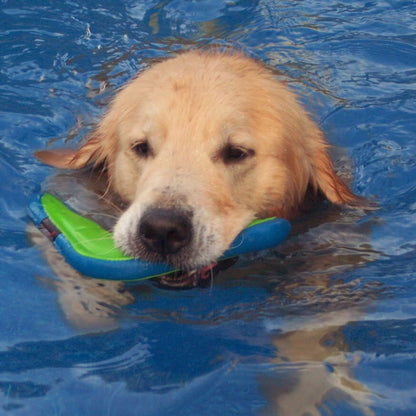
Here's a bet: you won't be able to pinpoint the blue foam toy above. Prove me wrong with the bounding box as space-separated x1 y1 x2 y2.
28 193 291 282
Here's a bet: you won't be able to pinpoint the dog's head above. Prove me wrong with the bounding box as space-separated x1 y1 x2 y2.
36 50 360 269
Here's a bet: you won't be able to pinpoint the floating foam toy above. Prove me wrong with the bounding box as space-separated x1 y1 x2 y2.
28 193 290 286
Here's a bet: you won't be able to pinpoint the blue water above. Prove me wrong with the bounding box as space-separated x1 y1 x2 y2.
1 1 416 415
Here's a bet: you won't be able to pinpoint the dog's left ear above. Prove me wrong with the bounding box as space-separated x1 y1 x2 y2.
35 138 99 170
311 145 362 207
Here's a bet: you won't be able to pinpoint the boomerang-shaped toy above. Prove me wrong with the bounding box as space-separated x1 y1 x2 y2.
28 193 290 284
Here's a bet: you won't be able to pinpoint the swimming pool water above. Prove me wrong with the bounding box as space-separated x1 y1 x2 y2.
1 1 416 415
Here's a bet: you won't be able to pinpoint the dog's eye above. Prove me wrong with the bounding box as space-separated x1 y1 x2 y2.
222 144 253 164
132 140 151 158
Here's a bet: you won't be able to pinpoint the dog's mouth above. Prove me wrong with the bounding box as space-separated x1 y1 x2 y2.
152 257 238 289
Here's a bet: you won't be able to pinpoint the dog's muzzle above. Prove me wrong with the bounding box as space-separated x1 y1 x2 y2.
129 206 237 288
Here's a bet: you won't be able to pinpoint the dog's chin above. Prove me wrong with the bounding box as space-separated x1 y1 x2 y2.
131 247 205 271
115 236 224 271
119 241 239 289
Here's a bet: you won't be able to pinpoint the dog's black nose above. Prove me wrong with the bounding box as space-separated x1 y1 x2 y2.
138 208 193 255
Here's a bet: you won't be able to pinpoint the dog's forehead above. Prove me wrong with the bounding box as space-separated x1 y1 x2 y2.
126 56 257 112
119 88 253 148
114 53 288 153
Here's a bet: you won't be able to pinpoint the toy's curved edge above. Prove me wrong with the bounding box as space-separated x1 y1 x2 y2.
222 218 291 259
54 234 175 281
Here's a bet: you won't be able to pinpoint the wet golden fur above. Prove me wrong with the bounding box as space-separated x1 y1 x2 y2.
36 50 361 269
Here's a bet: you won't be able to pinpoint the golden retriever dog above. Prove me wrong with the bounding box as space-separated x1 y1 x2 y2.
33 49 378 415
36 49 362 271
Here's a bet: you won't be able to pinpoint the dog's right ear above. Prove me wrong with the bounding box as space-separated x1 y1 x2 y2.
35 132 112 170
